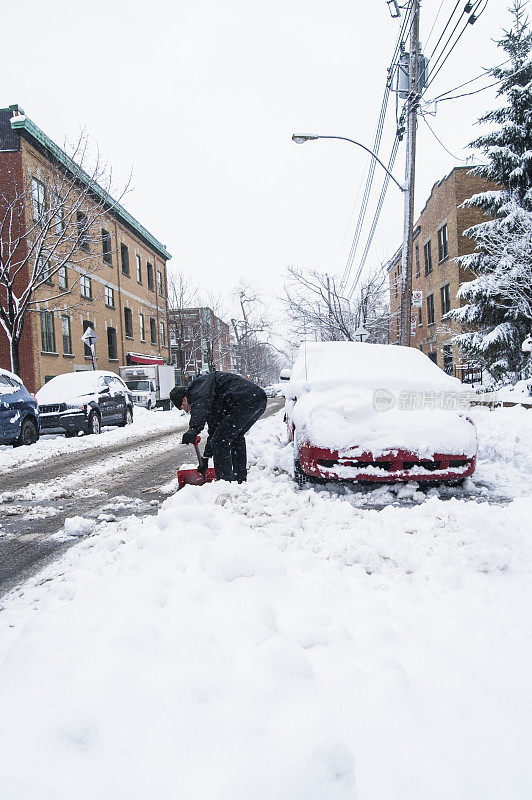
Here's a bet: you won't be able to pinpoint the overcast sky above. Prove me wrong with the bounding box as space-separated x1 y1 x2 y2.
4 0 510 314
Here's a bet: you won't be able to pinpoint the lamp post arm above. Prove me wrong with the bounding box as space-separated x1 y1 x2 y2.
316 136 405 192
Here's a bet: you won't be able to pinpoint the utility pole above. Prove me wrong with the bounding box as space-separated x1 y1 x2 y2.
399 0 420 347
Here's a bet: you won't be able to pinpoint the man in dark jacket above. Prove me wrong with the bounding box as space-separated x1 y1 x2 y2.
170 372 267 482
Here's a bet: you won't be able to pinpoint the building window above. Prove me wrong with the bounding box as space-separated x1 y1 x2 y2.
105 285 115 307
61 315 72 355
82 320 94 357
77 211 90 252
418 308 422 325
58 265 68 290
139 313 145 342
415 244 420 277
157 270 164 296
53 194 65 233
124 307 133 338
438 224 448 262
32 178 45 221
40 311 55 353
80 274 92 299
419 342 423 352
170 325 178 345
160 321 166 347
107 327 118 360
428 351 437 364
440 283 451 316
102 229 112 264
136 254 142 283
147 262 154 291
150 317 157 345
121 243 130 276
427 292 435 326
37 256 53 285
424 241 432 275
443 345 453 375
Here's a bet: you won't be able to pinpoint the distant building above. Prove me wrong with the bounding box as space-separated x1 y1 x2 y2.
168 307 232 381
0 104 171 392
387 166 499 377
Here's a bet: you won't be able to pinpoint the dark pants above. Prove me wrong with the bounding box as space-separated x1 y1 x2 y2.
209 395 267 482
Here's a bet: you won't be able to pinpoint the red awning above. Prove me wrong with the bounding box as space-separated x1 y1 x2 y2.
128 353 165 365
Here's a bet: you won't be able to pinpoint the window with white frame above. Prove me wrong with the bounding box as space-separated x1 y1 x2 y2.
139 312 145 341
80 274 92 299
105 285 114 307
58 265 68 289
40 311 55 352
438 224 448 262
61 315 72 355
136 254 142 283
160 321 166 347
32 178 45 221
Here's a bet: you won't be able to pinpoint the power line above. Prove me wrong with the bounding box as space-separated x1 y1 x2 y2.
424 0 447 50
346 132 402 299
421 114 467 160
425 1 490 92
426 0 462 63
427 59 509 101
340 1 414 288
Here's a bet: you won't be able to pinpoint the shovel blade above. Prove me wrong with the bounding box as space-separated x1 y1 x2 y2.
177 467 216 488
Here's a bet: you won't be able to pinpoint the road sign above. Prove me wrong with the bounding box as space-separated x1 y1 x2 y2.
410 315 417 336
412 290 423 308
81 327 98 345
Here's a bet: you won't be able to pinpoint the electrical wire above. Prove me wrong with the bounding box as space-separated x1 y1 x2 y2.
426 0 462 63
421 114 467 160
339 0 414 288
427 59 509 101
424 0 447 50
425 0 489 92
346 132 402 299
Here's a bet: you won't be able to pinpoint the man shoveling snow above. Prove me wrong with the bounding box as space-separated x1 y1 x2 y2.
170 372 267 482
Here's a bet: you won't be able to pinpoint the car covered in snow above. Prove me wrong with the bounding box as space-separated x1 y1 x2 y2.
285 342 477 485
36 370 133 436
0 368 40 447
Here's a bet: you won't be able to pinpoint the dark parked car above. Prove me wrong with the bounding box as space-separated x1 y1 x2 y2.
0 368 40 447
36 370 133 436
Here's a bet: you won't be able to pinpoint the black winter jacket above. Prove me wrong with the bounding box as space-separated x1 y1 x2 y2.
187 372 266 435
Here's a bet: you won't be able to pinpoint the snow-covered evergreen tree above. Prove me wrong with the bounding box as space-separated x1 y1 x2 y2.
448 0 532 380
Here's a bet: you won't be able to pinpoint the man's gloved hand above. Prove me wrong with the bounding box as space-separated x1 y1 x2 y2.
181 428 198 445
197 456 209 476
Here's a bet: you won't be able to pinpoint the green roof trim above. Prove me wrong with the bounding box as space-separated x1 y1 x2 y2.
10 113 171 261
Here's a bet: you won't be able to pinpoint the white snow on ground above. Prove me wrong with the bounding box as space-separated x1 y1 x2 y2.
0 407 531 798
0 406 187 475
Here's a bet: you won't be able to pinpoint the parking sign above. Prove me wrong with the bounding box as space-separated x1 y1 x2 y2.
412 290 423 307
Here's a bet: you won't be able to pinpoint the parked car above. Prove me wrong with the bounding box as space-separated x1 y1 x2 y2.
0 368 40 447
263 385 277 397
36 370 133 436
285 341 477 486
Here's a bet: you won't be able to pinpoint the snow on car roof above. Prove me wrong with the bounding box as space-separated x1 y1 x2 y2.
0 367 23 386
289 341 463 393
35 370 117 403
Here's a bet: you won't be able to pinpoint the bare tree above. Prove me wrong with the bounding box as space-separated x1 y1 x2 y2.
0 132 129 375
283 264 390 344
231 282 274 381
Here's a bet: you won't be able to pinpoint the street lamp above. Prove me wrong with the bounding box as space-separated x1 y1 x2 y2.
291 133 405 193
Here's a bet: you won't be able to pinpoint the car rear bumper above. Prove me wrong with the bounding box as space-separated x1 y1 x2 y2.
298 444 476 483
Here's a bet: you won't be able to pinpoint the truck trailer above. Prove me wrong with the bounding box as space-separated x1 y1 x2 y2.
119 365 175 410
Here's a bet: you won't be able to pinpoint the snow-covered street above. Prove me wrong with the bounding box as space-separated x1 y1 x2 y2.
0 405 531 798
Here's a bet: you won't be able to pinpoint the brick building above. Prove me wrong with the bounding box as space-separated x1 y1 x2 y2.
388 166 498 375
0 104 171 392
168 307 232 382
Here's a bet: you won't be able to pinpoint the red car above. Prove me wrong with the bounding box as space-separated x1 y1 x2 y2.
285 342 477 486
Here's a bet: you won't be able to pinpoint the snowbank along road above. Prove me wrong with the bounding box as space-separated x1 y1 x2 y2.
0 403 531 799
0 399 284 596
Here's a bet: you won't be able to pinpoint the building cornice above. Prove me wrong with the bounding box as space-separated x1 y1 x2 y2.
9 111 171 262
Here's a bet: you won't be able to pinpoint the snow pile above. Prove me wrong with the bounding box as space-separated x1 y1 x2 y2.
0 409 531 797
285 342 476 456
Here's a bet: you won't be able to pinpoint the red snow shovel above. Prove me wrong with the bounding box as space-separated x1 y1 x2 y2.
177 435 216 489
